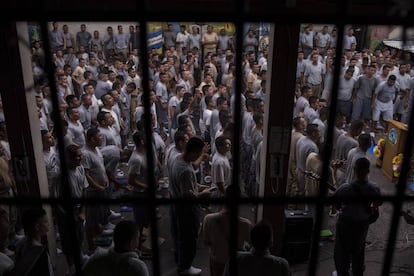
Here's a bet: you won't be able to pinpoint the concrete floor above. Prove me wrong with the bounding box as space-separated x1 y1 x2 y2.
288 151 414 276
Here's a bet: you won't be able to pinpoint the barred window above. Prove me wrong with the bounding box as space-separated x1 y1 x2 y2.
1 2 414 275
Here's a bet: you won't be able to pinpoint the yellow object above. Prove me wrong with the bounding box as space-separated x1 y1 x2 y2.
392 154 402 165
392 153 403 178
392 156 398 164
374 147 381 158
381 120 407 181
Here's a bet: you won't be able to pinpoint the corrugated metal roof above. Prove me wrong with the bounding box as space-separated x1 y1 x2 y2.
383 40 414 53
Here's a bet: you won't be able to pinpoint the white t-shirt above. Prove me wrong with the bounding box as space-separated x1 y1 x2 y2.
343 34 356 50
211 152 232 191
304 62 325 85
338 76 356 101
316 32 331 48
68 120 85 148
201 109 213 133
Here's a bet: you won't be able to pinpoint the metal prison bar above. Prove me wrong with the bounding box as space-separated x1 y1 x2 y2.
39 20 84 275
37 21 414 276
7 24 412 273
309 3 414 275
5 5 414 276
382 25 414 276
35 18 245 276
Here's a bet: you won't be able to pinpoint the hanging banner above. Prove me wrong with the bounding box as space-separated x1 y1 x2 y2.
147 23 164 54
258 22 270 51
28 22 42 45
243 22 270 52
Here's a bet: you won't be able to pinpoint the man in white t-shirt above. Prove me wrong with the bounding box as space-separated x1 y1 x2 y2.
176 25 190 55
315 25 331 56
303 95 319 125
372 74 398 130
343 27 357 51
301 25 314 58
304 53 326 97
337 69 356 124
200 95 214 144
296 124 320 200
168 85 185 134
211 136 232 196
394 63 411 121
293 85 312 118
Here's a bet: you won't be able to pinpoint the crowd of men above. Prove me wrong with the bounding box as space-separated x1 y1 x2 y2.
296 24 413 128
290 24 413 275
290 24 413 199
0 21 270 276
2 22 406 275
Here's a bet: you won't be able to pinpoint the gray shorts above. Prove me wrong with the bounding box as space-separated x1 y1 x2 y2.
352 97 372 121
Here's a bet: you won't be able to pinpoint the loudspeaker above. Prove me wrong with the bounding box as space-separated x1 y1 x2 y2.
282 209 314 263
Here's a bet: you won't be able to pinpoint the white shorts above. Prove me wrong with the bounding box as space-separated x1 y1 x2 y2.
372 100 393 121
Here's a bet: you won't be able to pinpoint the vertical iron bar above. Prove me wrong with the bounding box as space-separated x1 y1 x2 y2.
229 3 245 274
39 21 82 275
307 0 349 274
138 17 161 276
